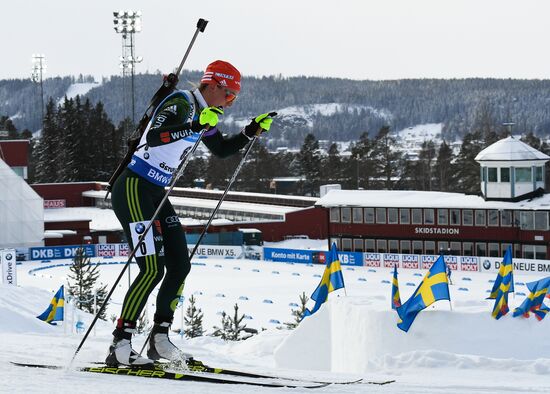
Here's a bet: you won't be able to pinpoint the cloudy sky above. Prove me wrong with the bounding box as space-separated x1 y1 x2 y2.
2 0 550 81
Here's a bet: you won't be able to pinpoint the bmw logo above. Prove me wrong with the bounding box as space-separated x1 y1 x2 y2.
135 223 146 234
482 260 491 270
144 152 150 159
5 253 12 260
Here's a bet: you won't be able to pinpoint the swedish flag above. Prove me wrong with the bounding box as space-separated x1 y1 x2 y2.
37 285 64 324
303 243 345 318
487 246 515 299
489 247 514 320
396 255 450 332
391 265 401 310
512 276 550 321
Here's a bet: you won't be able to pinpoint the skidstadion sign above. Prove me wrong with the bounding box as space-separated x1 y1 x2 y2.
1 249 17 285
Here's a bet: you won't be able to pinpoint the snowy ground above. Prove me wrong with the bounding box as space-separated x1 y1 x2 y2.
2 249 550 393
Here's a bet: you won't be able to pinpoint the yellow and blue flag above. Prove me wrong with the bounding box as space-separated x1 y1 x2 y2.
487 246 515 299
489 247 514 320
512 276 550 321
303 243 345 318
391 265 401 310
37 285 64 324
396 255 450 332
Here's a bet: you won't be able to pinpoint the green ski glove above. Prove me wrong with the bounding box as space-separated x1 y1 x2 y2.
199 106 224 128
242 112 277 139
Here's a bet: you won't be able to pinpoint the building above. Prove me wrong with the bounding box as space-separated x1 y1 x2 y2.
316 136 550 260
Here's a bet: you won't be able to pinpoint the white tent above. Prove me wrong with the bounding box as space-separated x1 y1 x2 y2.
0 158 43 248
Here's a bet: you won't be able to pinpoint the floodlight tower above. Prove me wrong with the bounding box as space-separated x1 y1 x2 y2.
502 122 515 137
113 10 143 131
31 54 47 128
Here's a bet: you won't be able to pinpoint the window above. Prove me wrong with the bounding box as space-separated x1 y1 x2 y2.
520 211 534 230
515 167 532 182
400 240 411 254
463 210 473 226
450 209 460 225
329 207 340 223
482 167 487 182
536 166 544 182
438 209 448 225
353 238 364 252
376 208 386 224
488 243 499 257
488 210 498 226
501 168 510 182
476 242 487 257
400 208 410 224
341 208 351 223
535 245 547 260
376 240 387 253
463 242 474 256
488 168 498 182
523 245 534 259
389 240 399 253
331 238 341 249
535 211 548 231
438 241 449 254
352 207 363 223
412 208 423 224
364 208 375 224
341 238 352 251
365 239 375 252
425 241 436 255
475 210 486 226
424 209 435 224
412 241 423 254
535 167 544 182
388 208 398 224
501 243 512 256
500 210 512 227
450 242 461 255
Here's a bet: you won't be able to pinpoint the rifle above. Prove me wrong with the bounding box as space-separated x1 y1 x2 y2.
105 18 208 198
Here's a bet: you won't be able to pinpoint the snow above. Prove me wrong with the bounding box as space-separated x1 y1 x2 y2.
57 82 101 106
2 252 550 393
475 136 550 162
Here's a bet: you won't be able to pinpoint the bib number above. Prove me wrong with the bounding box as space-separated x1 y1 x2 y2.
130 221 155 257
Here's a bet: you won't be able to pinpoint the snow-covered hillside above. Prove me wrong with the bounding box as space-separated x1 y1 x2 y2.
2 254 550 393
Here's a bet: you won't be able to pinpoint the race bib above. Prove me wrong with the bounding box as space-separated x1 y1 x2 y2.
129 221 155 257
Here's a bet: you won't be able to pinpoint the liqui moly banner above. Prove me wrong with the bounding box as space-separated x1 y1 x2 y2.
401 254 420 269
421 255 438 269
460 256 479 271
363 253 381 267
1 249 17 286
443 255 459 270
382 253 400 268
96 244 117 257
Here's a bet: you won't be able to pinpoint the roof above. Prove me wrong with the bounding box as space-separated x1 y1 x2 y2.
316 189 550 210
475 136 550 162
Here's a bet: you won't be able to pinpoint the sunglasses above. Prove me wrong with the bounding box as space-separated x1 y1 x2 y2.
212 77 238 103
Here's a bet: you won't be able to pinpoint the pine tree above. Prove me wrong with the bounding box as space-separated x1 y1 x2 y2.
434 140 455 192
34 99 60 182
285 292 309 329
212 303 248 341
67 248 109 320
417 140 437 191
323 143 342 184
453 131 484 193
183 295 205 338
298 133 321 196
369 126 403 190
351 132 374 189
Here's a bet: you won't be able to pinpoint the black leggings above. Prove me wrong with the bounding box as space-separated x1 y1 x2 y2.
111 169 191 323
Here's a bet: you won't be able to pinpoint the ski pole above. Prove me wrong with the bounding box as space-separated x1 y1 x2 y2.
139 116 277 354
105 18 208 199
71 128 208 365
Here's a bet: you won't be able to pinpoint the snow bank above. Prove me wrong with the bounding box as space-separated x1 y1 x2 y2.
274 297 550 374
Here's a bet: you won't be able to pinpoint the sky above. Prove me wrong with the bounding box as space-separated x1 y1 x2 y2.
2 0 550 81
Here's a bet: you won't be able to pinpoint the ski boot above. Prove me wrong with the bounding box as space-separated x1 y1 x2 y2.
105 319 155 367
147 315 193 363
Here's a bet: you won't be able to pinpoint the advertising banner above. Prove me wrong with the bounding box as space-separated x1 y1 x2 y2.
443 255 459 270
191 245 244 259
363 253 381 267
1 249 17 285
421 255 438 269
479 256 550 275
263 248 313 264
460 256 479 272
382 253 400 268
401 254 420 269
30 245 96 261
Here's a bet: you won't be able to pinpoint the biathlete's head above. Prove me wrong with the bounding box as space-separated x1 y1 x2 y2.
200 60 241 108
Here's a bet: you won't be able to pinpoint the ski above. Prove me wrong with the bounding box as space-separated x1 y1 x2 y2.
10 362 329 389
